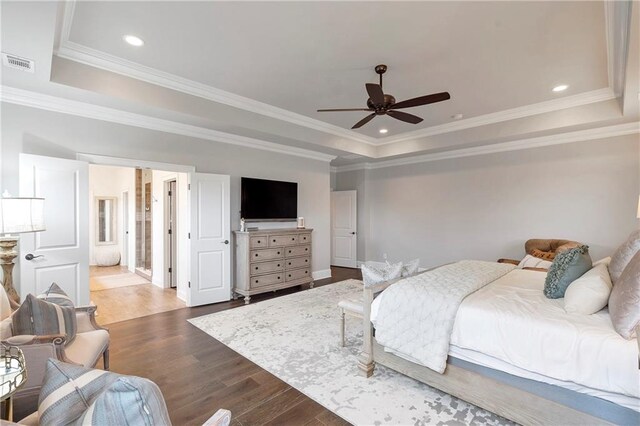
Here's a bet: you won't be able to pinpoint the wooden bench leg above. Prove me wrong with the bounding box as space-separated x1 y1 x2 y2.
340 309 345 347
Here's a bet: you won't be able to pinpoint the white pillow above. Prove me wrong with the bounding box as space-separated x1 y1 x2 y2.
564 263 612 315
361 261 403 287
593 256 611 267
517 254 553 270
401 259 420 277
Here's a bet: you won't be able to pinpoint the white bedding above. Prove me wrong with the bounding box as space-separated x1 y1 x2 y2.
371 268 640 409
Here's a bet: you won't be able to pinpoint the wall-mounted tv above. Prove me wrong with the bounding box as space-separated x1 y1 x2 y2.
241 177 298 221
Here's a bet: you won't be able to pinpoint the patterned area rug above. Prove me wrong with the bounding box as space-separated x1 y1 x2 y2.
189 280 512 426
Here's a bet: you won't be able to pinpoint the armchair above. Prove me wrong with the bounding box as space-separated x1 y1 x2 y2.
0 287 109 417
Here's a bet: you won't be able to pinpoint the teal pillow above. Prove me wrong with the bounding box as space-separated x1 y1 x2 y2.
544 245 592 299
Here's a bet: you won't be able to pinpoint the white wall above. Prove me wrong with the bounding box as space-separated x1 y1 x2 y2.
336 134 639 268
1 103 332 296
88 165 135 266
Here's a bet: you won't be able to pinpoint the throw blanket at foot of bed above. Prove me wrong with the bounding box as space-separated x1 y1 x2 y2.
372 260 516 373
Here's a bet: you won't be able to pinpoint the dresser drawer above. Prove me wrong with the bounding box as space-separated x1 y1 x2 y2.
285 268 310 282
269 234 298 247
250 248 284 261
251 259 284 275
297 233 311 245
285 256 310 269
285 245 310 257
251 272 284 288
250 236 268 249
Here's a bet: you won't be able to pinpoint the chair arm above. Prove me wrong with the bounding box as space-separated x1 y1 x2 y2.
497 258 520 266
75 305 108 333
202 409 232 426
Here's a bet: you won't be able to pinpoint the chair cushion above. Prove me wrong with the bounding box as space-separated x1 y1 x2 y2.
609 251 640 339
609 229 640 285
338 299 364 315
38 359 120 425
64 329 110 367
1 317 13 340
37 282 74 308
12 294 77 345
0 284 11 321
75 376 171 426
517 254 553 270
544 245 592 299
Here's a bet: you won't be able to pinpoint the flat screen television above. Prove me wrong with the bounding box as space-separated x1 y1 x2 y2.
241 177 298 221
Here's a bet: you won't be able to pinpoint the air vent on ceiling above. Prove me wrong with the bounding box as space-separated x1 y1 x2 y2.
2 52 35 73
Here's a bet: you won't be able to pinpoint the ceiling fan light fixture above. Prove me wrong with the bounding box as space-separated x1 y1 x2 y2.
379 128 388 134
123 35 144 47
552 84 568 92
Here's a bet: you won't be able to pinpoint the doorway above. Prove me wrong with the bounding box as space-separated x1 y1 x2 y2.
165 179 177 289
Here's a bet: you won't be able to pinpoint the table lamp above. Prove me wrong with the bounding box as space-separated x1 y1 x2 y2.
0 191 45 302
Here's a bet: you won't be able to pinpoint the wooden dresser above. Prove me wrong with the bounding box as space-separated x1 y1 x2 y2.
233 228 313 304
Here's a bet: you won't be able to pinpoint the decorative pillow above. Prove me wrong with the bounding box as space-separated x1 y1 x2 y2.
74 376 171 425
564 263 612 314
361 261 403 287
39 359 120 425
593 256 612 267
608 251 640 339
12 294 77 345
609 229 640 284
401 259 420 277
531 248 556 260
517 255 553 270
37 282 74 308
544 245 592 299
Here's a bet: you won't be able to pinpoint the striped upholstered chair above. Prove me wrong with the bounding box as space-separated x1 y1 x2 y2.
0 285 110 418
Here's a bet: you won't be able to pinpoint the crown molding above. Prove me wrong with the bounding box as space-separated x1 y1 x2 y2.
374 87 617 145
0 86 336 162
55 0 629 150
55 1 376 147
333 122 640 172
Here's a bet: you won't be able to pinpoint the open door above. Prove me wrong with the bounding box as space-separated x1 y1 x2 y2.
331 190 357 268
19 154 89 305
188 173 231 307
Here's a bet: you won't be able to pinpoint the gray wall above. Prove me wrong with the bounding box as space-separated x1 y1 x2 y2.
1 103 332 287
336 134 639 268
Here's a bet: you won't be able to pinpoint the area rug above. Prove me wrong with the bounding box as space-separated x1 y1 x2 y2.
90 272 150 291
189 280 512 426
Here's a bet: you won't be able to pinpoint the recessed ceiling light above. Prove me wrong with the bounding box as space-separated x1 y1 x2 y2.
379 128 388 134
451 113 464 120
552 84 568 92
123 35 144 47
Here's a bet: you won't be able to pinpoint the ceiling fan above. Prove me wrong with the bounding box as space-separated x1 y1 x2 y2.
317 64 451 129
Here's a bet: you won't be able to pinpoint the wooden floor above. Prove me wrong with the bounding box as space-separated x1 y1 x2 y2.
15 267 361 425
89 265 185 325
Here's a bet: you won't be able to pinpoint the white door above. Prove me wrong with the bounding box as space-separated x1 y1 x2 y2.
188 173 231 307
19 154 89 305
331 190 357 268
122 190 129 267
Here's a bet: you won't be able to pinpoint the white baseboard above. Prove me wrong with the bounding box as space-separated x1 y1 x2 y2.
312 269 332 280
177 290 187 302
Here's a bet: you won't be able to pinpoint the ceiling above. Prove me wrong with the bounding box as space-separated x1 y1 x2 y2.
0 1 638 165
66 1 608 139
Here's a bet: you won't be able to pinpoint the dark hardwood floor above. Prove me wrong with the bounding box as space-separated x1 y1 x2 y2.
16 267 361 425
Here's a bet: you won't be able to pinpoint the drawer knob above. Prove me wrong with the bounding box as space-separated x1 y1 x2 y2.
257 240 261 243
288 250 292 253
288 262 291 265
255 266 258 270
255 253 258 257
273 239 276 242
291 238 295 241
288 274 291 277
277 276 280 279
255 280 258 283
305 259 308 262
277 264 280 267
305 270 308 274
277 251 281 255
305 248 308 251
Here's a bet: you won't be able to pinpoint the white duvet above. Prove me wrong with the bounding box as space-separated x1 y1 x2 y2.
371 260 516 373
372 267 640 405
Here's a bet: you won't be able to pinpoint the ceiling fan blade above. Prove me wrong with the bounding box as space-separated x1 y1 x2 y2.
317 108 372 112
389 92 451 110
387 110 423 124
351 113 377 129
365 83 385 105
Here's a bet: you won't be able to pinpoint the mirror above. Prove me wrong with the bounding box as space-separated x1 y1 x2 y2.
96 197 117 245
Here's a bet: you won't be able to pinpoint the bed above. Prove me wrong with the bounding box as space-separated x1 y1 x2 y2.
360 261 640 425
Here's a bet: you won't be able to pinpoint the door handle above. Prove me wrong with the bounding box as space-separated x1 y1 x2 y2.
350 232 356 235
222 240 229 245
25 253 44 261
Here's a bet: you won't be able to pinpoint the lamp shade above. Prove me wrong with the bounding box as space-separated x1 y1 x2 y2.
0 197 46 234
